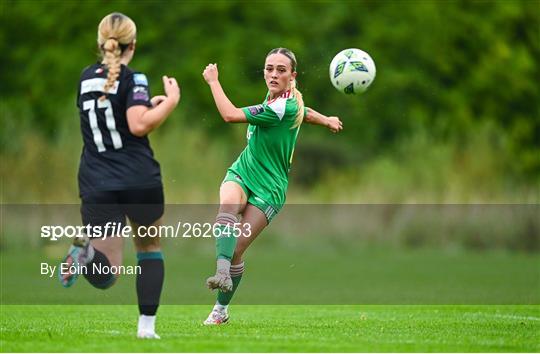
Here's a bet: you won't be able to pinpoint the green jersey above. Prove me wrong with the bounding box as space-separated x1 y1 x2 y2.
229 90 302 209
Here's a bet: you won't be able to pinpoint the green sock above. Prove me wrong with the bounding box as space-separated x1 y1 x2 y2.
217 274 243 305
215 223 238 261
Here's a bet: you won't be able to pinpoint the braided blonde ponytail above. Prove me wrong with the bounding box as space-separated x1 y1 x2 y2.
97 13 136 100
101 38 122 98
290 80 305 129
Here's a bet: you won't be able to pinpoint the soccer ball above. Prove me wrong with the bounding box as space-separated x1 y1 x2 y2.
329 48 376 94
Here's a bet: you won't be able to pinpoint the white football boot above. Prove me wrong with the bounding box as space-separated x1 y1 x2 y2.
203 307 229 325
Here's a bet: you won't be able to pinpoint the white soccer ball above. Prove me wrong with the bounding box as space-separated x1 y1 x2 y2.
329 48 376 94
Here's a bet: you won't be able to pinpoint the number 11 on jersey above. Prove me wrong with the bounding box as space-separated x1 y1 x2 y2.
83 98 123 152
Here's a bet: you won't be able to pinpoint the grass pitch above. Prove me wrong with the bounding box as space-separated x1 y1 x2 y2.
1 305 538 352
2 227 539 352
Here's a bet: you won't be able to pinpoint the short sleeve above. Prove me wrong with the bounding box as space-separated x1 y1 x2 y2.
126 72 152 109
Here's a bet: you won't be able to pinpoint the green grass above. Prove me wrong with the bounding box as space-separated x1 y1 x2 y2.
2 231 539 351
1 244 539 305
1 305 538 352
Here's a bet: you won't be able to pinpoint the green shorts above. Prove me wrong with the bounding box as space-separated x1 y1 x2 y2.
222 170 280 223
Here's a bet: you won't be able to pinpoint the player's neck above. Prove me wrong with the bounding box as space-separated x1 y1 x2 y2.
269 88 290 100
120 57 132 66
100 57 132 67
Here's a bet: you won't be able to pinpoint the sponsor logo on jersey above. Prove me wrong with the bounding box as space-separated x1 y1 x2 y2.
248 104 264 116
133 73 148 86
132 85 149 101
80 78 119 94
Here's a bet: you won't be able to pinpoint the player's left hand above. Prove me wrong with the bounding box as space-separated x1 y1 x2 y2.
327 116 343 133
151 95 167 107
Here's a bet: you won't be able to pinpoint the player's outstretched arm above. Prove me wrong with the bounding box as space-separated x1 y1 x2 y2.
126 75 180 137
202 63 247 123
304 107 343 133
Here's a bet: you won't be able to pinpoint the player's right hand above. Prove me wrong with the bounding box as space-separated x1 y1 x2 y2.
162 75 180 105
203 63 219 84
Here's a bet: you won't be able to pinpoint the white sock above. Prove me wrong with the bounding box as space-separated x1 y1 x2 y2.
214 302 228 312
138 315 156 334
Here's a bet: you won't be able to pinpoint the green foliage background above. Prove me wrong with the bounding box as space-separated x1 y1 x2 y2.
1 0 539 203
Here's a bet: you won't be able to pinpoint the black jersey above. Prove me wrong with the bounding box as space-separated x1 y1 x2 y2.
77 63 162 196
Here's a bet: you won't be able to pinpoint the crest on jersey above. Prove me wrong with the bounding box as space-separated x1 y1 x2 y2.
247 104 264 116
133 73 148 86
132 86 149 101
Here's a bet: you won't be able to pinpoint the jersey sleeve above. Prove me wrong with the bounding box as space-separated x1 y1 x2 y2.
242 98 291 127
125 72 152 109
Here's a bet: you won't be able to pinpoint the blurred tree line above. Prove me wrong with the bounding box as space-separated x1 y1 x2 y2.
1 0 539 200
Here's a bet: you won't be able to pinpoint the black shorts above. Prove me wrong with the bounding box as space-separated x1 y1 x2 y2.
81 186 164 233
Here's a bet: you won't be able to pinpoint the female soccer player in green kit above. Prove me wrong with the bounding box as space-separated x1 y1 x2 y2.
202 48 342 324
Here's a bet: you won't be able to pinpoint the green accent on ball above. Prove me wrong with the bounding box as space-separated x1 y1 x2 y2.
344 83 354 94
333 61 346 78
349 61 368 72
344 49 354 59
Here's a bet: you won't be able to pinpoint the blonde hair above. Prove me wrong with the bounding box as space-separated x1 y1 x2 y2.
97 13 136 99
267 48 305 128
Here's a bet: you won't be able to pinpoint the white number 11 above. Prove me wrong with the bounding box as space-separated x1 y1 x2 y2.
83 99 123 152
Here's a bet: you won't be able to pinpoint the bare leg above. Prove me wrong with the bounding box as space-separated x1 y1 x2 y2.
90 235 124 268
232 203 268 265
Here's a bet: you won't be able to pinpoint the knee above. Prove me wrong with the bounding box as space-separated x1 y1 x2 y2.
218 204 241 217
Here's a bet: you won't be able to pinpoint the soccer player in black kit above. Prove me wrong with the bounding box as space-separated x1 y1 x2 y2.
58 12 180 339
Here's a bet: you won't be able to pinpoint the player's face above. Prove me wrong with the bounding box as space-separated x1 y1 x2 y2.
264 53 297 97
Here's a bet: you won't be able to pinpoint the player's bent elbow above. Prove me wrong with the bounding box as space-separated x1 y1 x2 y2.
127 106 152 137
128 122 150 137
222 109 247 123
222 114 235 123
